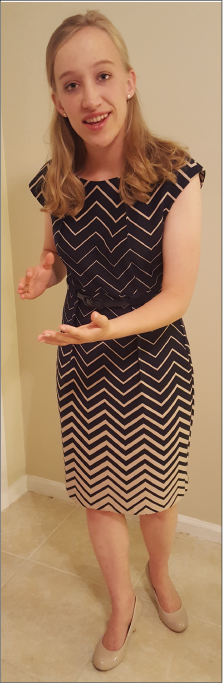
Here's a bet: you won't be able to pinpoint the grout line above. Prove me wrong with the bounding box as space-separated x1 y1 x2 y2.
1 659 43 682
1 550 27 559
26 556 150 591
186 612 221 628
27 559 91 578
1 559 28 588
1 509 75 588
137 594 221 630
24 508 75 562
132 567 148 589
73 656 94 682
26 557 108 587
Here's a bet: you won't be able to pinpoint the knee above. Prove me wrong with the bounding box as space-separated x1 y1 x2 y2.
86 507 102 523
139 506 177 525
86 507 120 523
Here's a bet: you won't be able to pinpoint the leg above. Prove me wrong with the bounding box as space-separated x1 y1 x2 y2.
86 508 135 650
140 504 181 612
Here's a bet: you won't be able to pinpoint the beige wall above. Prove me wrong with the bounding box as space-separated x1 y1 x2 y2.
1 121 26 487
1 2 221 524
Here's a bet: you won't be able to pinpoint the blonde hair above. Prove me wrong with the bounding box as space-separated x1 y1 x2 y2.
43 10 190 217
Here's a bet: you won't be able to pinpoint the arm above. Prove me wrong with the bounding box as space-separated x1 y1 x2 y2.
17 213 67 299
108 171 202 337
40 212 67 288
38 173 202 345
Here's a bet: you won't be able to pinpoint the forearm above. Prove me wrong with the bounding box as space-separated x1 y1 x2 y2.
40 250 67 287
40 289 191 346
108 290 188 340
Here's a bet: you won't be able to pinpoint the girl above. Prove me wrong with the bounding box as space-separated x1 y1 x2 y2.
18 10 205 671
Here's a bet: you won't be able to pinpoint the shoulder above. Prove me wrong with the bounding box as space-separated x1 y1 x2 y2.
162 158 205 216
29 161 51 206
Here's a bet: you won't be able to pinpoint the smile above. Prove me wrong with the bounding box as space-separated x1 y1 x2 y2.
84 113 109 124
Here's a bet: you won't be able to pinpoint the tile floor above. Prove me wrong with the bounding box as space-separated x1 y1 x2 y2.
1 492 221 683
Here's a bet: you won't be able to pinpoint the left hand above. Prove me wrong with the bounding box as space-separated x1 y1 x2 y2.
38 311 113 345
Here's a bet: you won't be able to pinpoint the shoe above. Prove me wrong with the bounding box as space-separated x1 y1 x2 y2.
92 595 143 671
145 562 188 632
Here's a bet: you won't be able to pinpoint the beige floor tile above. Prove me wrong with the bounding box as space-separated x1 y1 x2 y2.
140 601 221 681
76 604 172 682
166 654 222 683
76 649 172 683
77 600 221 683
1 552 25 586
77 603 221 683
1 495 221 683
1 660 42 682
30 507 103 584
170 534 221 623
135 532 221 626
31 511 148 588
1 560 110 683
1 492 73 559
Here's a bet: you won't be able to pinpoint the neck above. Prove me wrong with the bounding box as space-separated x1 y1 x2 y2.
81 132 125 181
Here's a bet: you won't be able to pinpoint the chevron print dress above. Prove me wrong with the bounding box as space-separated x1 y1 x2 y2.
30 159 205 515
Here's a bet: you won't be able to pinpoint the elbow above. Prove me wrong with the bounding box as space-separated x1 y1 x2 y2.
173 296 192 321
161 288 192 322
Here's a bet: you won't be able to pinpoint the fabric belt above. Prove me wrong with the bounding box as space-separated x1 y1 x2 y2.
76 289 151 310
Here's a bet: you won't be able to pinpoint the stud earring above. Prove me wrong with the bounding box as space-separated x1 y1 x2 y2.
62 112 67 117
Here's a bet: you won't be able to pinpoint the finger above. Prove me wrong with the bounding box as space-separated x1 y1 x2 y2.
59 325 78 335
20 293 32 300
17 278 32 299
17 277 26 292
43 252 55 269
26 267 34 280
38 331 73 345
39 330 71 340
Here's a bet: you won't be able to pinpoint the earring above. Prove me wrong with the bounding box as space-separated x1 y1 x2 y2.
127 95 131 100
62 112 67 117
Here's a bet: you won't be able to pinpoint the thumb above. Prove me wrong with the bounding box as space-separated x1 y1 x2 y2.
43 252 55 269
91 311 108 327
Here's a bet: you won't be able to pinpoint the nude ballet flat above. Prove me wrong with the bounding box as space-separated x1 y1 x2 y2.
92 596 143 671
145 562 188 632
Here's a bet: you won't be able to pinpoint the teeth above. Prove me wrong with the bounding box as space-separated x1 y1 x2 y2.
85 113 109 124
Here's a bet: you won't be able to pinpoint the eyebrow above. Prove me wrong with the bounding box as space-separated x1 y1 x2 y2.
58 60 114 80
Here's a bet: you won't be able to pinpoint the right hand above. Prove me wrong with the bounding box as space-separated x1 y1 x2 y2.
17 251 55 299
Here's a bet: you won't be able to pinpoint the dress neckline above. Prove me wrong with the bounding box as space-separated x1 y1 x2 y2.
78 176 120 183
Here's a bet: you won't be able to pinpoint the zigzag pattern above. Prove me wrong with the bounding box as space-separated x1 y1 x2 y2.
30 160 205 514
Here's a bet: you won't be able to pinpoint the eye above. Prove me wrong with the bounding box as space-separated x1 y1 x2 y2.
98 73 110 82
65 82 78 91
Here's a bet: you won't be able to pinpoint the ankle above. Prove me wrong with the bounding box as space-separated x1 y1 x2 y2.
148 560 169 582
111 592 135 615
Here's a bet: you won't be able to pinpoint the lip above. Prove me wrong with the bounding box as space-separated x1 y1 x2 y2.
82 111 111 131
82 111 111 123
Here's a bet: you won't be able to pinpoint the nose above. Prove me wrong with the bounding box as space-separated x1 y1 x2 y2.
82 81 101 110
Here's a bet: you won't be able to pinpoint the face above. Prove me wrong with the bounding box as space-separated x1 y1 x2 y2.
52 26 136 152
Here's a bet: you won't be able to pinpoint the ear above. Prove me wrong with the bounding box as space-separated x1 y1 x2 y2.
51 91 67 117
126 69 136 99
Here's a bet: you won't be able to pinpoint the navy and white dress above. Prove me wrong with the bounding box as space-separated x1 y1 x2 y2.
29 159 205 515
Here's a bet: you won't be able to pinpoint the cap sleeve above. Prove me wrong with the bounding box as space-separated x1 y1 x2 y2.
163 159 205 215
29 162 50 207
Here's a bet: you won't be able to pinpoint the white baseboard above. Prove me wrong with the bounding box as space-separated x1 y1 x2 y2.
27 475 72 503
8 474 28 506
177 514 221 544
4 474 221 544
1 490 10 512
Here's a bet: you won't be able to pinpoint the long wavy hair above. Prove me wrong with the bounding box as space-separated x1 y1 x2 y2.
43 10 190 218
